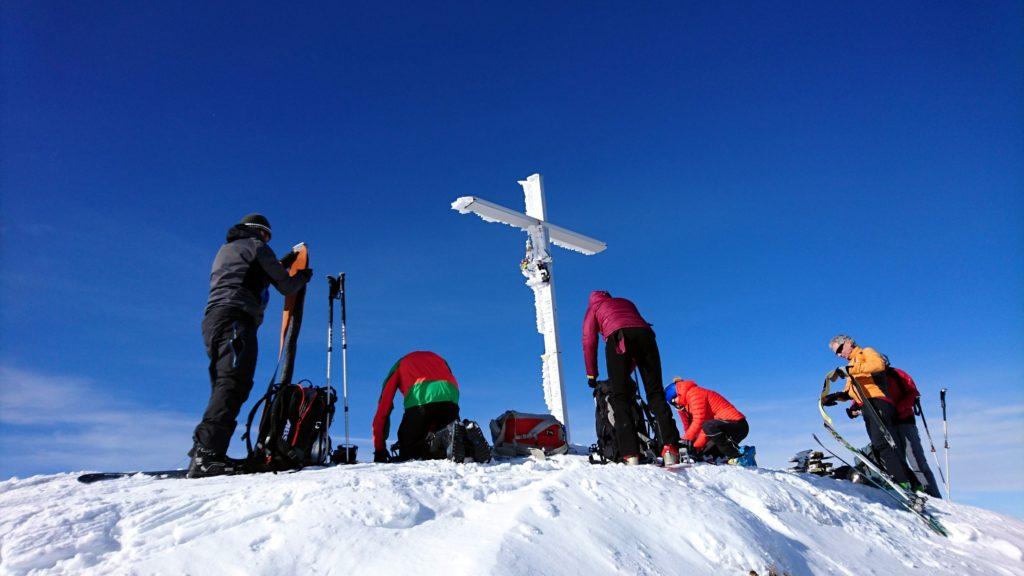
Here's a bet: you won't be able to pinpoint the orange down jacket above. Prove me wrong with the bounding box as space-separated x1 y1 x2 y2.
669 379 744 450
843 345 890 405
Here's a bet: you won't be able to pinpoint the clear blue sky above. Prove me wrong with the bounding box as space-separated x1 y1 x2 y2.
2 3 1021 516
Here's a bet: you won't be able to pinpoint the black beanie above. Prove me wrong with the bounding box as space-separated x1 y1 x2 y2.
239 213 272 238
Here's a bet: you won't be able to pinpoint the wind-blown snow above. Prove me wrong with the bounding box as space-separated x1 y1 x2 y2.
2 456 1022 575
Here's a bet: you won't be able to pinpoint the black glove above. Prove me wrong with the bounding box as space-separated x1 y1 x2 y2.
587 376 597 389
822 392 847 407
373 450 391 463
846 406 862 419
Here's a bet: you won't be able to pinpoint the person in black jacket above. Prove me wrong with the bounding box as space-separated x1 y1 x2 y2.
189 214 312 478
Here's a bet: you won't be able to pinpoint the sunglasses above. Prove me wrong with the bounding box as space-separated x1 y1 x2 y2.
833 342 845 356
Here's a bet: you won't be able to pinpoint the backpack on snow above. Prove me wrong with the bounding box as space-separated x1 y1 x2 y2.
489 411 569 458
244 380 336 471
588 376 661 465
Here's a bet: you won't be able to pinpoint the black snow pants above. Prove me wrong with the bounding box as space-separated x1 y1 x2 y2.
701 418 749 459
192 307 259 455
605 327 681 457
897 420 942 498
864 398 910 484
396 401 461 461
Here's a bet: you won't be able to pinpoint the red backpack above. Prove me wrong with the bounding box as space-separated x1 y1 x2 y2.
886 367 920 420
489 411 569 458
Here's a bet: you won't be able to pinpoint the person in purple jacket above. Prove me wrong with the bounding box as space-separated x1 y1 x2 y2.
583 290 681 465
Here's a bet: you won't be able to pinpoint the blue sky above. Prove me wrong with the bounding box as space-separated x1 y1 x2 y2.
2 3 1021 516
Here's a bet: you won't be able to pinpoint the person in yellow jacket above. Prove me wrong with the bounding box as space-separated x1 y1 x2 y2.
837 337 888 403
823 334 912 486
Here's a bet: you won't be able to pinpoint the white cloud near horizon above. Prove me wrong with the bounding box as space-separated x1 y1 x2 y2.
0 365 373 477
0 365 197 476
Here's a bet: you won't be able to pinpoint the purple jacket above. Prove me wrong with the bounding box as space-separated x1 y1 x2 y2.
582 291 651 378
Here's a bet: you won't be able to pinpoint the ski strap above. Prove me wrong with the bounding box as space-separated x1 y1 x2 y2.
242 384 278 457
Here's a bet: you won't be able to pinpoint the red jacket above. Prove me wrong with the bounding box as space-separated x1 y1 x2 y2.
581 291 651 378
886 367 920 421
371 351 460 452
669 379 744 450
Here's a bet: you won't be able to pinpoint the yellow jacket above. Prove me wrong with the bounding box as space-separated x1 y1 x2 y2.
843 346 889 404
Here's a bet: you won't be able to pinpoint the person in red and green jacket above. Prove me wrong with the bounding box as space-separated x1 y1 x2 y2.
371 351 461 463
664 378 749 463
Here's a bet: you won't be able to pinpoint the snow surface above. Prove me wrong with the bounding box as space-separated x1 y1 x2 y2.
2 455 1023 576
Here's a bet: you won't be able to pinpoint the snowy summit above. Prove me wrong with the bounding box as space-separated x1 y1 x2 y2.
2 455 1022 575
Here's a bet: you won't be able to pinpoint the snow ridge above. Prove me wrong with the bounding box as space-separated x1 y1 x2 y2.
2 456 1022 575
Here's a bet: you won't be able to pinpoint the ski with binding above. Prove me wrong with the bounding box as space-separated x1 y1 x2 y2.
813 433 948 537
77 470 190 484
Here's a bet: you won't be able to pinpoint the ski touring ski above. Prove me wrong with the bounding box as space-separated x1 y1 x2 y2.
812 433 948 537
76 465 334 484
78 470 190 484
818 370 949 537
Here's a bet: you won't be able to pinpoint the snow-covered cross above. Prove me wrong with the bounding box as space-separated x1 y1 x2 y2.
452 174 606 441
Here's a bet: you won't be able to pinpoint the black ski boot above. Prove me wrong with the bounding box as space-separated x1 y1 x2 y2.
428 420 466 462
463 420 492 463
187 445 249 478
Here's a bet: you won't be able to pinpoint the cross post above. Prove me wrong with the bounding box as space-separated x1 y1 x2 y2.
452 174 606 443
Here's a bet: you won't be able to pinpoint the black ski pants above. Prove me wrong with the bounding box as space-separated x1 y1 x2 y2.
897 420 942 498
396 401 460 461
701 418 748 459
605 327 681 457
863 398 910 484
193 308 258 455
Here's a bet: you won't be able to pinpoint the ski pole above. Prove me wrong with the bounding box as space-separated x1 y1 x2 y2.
325 274 340 463
339 272 350 451
915 397 947 490
941 388 950 501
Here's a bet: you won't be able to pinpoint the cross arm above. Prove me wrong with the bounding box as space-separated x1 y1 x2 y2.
451 196 607 255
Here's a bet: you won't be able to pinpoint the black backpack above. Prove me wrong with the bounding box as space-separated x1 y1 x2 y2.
244 380 336 471
588 376 661 464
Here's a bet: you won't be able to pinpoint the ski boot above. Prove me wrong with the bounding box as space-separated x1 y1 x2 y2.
898 482 928 512
463 419 492 463
727 446 758 468
662 444 680 466
428 420 467 462
623 454 640 466
187 445 249 479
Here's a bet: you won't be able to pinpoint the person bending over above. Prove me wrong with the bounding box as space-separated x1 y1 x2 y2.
582 290 681 465
665 377 754 466
371 351 489 464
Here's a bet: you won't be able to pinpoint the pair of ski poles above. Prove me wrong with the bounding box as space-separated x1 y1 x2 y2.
327 273 357 464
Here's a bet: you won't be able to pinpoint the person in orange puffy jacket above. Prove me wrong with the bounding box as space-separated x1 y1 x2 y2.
665 377 748 462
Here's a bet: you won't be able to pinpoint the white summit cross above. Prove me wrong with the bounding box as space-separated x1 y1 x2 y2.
451 174 606 441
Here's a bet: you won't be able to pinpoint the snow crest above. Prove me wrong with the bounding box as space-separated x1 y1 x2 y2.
2 456 1023 575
